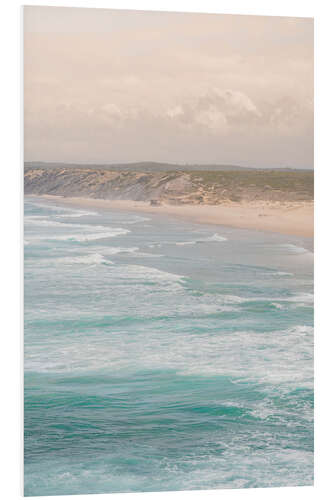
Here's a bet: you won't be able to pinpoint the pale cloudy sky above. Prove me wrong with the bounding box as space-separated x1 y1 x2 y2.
24 7 313 168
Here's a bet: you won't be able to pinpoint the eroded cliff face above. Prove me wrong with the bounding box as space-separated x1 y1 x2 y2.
24 167 314 205
24 168 195 204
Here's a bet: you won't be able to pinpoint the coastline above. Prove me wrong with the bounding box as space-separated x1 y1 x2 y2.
29 194 314 238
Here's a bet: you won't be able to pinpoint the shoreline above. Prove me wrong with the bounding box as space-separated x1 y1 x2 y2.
28 194 314 238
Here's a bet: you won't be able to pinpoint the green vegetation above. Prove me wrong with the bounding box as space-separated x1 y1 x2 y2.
189 170 313 196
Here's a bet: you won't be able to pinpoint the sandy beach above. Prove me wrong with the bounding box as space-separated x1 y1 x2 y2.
39 195 314 238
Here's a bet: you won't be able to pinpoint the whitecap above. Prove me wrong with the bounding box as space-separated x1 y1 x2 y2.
28 202 75 213
55 210 98 218
27 201 98 218
204 233 228 242
117 264 184 283
270 302 285 310
55 253 111 266
98 246 163 258
100 246 139 255
148 243 162 249
264 271 294 277
175 233 228 245
25 217 111 232
222 295 247 304
280 244 311 255
29 226 130 242
55 229 130 242
175 241 197 246
120 215 151 224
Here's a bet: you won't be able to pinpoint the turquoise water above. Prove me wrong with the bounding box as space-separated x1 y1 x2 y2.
24 197 314 496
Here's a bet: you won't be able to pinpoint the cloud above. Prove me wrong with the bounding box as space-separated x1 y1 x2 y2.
165 89 260 132
163 88 311 137
24 7 313 167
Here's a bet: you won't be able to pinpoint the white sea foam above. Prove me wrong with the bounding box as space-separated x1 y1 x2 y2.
176 233 228 246
97 246 163 258
116 264 185 283
282 293 314 305
280 244 312 255
25 323 313 389
195 292 313 309
287 325 313 336
25 215 50 220
100 246 139 255
55 210 98 218
131 251 164 258
25 212 131 242
56 229 130 242
175 241 197 246
148 243 162 249
221 295 247 304
264 271 294 277
205 233 228 242
30 227 130 242
27 201 98 218
83 263 186 295
25 217 79 228
29 202 75 213
55 253 111 266
26 217 110 231
120 215 151 224
270 302 285 310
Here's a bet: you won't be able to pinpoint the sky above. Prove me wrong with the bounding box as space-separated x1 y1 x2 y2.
24 7 314 168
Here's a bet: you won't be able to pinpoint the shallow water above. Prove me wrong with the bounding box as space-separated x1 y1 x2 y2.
24 196 314 496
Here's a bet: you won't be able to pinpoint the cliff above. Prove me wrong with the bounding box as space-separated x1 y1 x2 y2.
24 166 314 205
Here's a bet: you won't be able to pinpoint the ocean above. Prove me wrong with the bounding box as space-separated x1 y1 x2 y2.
24 196 314 496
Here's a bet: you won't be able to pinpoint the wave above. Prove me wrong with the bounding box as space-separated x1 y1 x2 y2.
55 253 111 266
176 233 228 246
119 264 184 282
101 246 139 255
221 294 247 304
270 302 285 310
148 243 162 249
95 246 163 258
120 215 151 225
30 204 148 224
28 202 77 213
26 323 313 386
175 241 197 246
205 233 228 242
131 251 164 258
54 229 130 242
104 264 185 292
263 270 294 277
279 244 312 255
55 210 98 218
27 201 97 217
25 217 80 228
25 217 110 231
286 324 313 336
282 292 314 305
31 227 130 242
202 292 313 308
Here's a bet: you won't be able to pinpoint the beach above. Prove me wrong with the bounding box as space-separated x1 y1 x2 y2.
40 195 314 238
23 6 314 496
